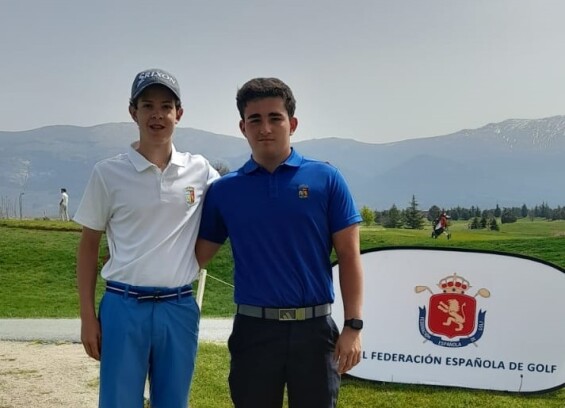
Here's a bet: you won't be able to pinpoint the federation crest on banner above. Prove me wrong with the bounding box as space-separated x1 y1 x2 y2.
415 273 490 347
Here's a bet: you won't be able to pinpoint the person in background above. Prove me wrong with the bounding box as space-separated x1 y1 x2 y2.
59 188 69 221
432 211 451 239
196 77 364 408
74 68 219 408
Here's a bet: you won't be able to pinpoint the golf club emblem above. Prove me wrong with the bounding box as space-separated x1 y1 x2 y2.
185 187 196 206
415 273 490 347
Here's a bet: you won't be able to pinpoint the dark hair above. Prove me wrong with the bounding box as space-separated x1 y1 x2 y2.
236 78 296 119
61 188 67 192
129 85 182 109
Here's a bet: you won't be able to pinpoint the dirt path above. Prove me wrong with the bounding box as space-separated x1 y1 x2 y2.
0 341 99 408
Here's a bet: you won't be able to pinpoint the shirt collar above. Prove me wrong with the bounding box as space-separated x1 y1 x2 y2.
127 142 185 172
243 148 302 174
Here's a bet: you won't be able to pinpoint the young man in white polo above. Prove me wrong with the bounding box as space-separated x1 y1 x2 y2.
74 68 219 408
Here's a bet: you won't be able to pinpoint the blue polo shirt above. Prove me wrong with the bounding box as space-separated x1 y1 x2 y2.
199 149 361 307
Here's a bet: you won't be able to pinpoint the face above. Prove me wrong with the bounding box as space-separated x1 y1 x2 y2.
129 85 183 146
239 97 298 169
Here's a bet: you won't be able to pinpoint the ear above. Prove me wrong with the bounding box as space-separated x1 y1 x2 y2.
289 116 298 136
239 120 247 138
176 107 184 124
129 106 138 123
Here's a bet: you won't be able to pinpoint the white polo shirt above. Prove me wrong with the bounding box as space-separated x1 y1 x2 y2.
60 192 69 206
74 143 220 287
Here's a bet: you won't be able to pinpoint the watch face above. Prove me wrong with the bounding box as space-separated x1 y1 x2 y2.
346 319 363 330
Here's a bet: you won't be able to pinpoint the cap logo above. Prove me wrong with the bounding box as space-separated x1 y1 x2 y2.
131 69 180 101
136 70 176 87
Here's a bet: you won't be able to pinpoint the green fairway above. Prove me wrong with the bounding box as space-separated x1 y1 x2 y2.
1 218 564 406
1 218 563 317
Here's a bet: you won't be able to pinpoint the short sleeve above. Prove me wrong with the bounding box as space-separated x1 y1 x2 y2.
73 165 110 231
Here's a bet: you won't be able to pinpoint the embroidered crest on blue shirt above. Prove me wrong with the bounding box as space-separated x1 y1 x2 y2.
185 187 196 206
298 184 309 199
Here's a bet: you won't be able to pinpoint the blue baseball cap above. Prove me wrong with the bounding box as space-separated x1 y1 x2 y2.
130 68 181 102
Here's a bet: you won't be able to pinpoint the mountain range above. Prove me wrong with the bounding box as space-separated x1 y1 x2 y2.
1 116 564 218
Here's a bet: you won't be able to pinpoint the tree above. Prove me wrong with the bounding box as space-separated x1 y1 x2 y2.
360 206 374 226
459 207 471 220
403 195 425 229
210 160 230 176
448 207 460 221
494 204 501 218
539 202 551 219
468 217 480 229
427 205 441 222
382 204 403 228
520 204 528 218
479 213 488 229
373 210 381 225
501 208 517 224
489 217 500 231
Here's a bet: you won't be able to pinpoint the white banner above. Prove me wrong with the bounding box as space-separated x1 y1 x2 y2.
332 247 565 393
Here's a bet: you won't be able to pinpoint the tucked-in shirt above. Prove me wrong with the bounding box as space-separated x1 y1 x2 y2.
199 148 361 307
74 143 219 287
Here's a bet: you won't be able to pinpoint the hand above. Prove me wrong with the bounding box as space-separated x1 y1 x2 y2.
81 316 101 361
334 327 362 374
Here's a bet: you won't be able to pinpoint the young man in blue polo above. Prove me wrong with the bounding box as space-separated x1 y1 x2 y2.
196 77 364 408
75 68 219 407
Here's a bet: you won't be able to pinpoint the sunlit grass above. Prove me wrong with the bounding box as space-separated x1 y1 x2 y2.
0 218 563 318
191 344 564 408
0 218 564 406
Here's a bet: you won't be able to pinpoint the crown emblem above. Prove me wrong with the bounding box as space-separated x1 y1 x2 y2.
437 273 470 294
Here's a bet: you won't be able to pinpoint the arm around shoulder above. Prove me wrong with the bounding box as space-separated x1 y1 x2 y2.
195 238 223 268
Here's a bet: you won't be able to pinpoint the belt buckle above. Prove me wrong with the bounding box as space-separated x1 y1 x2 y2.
278 308 306 321
138 291 163 302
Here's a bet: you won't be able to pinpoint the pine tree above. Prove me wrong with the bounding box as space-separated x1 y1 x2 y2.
494 204 501 218
403 195 425 229
480 214 488 229
383 204 403 228
501 208 517 224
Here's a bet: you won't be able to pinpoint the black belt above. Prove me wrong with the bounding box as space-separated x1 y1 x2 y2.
106 281 192 302
237 303 331 321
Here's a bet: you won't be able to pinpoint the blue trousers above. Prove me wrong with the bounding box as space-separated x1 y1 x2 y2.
228 315 341 408
98 285 199 408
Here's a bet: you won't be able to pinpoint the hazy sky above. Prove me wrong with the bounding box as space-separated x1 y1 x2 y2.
2 0 565 143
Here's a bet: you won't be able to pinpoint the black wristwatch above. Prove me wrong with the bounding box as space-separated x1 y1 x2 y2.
344 318 363 330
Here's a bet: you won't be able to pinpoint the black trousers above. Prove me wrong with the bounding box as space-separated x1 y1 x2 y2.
228 314 341 408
